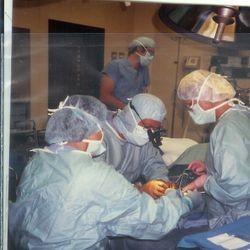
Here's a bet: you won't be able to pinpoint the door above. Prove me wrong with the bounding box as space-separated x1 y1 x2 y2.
48 19 105 108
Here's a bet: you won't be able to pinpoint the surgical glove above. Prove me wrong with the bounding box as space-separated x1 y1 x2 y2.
184 190 204 209
140 180 172 199
164 188 180 198
182 174 208 192
188 160 206 175
164 181 177 189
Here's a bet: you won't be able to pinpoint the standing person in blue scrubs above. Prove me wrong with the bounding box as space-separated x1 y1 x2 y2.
9 107 203 250
177 69 250 228
100 36 155 110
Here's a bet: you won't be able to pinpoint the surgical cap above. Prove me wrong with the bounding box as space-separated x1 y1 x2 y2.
177 69 236 102
45 107 100 144
62 95 108 122
128 36 155 50
130 93 166 122
113 94 166 134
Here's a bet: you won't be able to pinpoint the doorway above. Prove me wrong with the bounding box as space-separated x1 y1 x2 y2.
48 19 105 108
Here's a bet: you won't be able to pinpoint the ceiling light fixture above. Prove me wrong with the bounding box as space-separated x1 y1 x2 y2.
158 5 250 48
212 6 239 43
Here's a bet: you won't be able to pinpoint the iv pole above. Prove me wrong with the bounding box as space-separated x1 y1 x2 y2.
170 36 181 138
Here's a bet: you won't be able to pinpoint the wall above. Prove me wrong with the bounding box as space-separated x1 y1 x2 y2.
13 0 137 129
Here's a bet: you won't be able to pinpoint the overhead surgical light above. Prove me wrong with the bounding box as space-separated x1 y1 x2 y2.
212 6 238 43
124 1 131 6
158 5 250 48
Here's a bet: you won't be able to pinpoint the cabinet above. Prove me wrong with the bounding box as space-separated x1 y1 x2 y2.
210 55 250 79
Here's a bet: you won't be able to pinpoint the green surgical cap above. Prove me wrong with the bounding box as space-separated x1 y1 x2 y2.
129 36 155 50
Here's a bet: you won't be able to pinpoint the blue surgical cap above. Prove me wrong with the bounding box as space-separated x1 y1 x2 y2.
130 93 166 122
113 93 166 133
62 95 108 122
45 107 100 144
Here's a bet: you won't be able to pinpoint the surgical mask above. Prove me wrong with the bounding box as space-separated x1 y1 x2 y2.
130 124 149 146
230 99 249 111
48 96 69 115
189 98 241 125
82 131 106 156
188 73 218 125
188 103 216 125
87 142 106 156
115 107 149 146
135 40 154 66
129 102 164 149
138 52 154 66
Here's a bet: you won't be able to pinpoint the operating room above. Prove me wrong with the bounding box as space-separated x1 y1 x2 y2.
1 0 250 249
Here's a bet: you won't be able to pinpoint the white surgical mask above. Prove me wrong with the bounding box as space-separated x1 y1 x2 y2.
135 40 154 66
82 131 106 156
188 103 216 125
138 52 154 66
129 124 149 146
188 73 218 125
189 98 241 125
117 107 149 146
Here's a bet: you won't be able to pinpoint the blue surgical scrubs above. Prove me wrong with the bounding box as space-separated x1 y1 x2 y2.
102 58 150 104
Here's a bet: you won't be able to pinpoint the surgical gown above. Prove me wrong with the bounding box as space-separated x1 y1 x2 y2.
9 147 194 250
97 116 169 183
204 107 250 227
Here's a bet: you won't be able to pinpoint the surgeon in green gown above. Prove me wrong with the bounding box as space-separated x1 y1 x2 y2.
9 107 203 250
177 69 250 228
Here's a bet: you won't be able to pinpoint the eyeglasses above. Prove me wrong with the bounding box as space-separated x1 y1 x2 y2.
136 40 155 56
145 48 155 56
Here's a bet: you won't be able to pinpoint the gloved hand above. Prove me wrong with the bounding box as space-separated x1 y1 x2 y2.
164 188 180 198
164 181 177 189
140 180 174 199
188 160 206 175
182 174 208 192
184 190 204 209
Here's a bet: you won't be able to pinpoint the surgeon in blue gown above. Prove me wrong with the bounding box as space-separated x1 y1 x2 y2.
63 93 173 199
8 107 203 250
177 69 250 228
